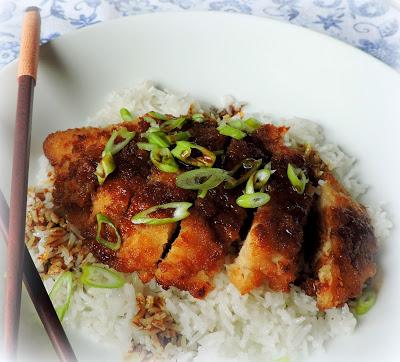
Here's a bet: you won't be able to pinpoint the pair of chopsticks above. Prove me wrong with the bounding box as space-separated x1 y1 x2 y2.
2 7 77 361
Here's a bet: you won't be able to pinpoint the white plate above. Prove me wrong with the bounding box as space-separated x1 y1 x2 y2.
0 12 399 362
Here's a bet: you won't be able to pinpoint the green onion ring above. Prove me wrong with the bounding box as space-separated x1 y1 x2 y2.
225 158 262 189
161 116 186 133
96 213 122 251
351 288 377 316
131 202 192 225
80 264 125 289
147 131 171 148
217 124 247 140
49 272 74 321
236 192 271 208
176 168 229 190
120 108 133 121
171 141 216 168
192 113 205 122
148 111 169 121
143 116 158 128
150 147 179 173
95 151 116 185
137 142 158 152
287 163 308 194
166 131 191 143
104 127 135 155
243 118 261 132
254 162 274 191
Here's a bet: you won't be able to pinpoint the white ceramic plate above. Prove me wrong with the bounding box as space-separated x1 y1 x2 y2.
0 12 399 362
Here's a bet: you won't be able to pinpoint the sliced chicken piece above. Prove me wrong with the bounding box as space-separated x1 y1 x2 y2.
156 209 224 298
311 172 377 310
228 125 315 293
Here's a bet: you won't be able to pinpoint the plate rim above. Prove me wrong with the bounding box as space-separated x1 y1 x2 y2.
1 11 400 81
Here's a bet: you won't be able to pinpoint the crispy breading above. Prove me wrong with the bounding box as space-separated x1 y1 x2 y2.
228 126 315 293
156 210 224 298
312 173 377 310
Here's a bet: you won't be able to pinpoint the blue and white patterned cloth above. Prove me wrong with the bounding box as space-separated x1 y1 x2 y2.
1 0 400 71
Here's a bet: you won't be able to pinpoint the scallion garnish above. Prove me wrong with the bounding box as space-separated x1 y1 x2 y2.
95 127 135 185
95 152 116 185
161 116 186 133
150 147 179 173
147 131 171 148
131 202 192 225
143 116 158 127
351 288 377 316
120 108 133 121
49 272 74 321
96 213 122 251
287 163 308 194
171 141 216 167
148 111 169 121
243 118 261 132
105 127 135 155
254 162 274 191
192 113 205 122
80 264 125 289
166 131 190 143
236 192 271 208
225 158 262 189
176 168 229 191
137 142 158 152
217 124 247 140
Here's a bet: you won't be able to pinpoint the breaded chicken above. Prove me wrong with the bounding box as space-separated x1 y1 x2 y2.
156 209 224 298
228 126 315 293
311 173 377 310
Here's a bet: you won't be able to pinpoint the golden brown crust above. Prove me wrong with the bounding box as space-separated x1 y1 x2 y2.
313 173 377 310
156 210 224 298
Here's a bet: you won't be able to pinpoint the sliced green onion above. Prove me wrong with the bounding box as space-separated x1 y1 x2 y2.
176 168 229 190
95 128 135 185
225 158 262 189
143 116 158 127
192 113 205 122
243 118 261 132
49 272 73 321
131 202 192 225
236 192 270 208
287 163 308 194
275 357 290 362
104 127 135 155
120 108 133 121
148 111 169 121
137 142 157 152
245 172 256 194
228 119 245 130
217 124 247 140
96 213 122 251
161 116 186 133
198 189 208 198
150 147 179 173
147 131 171 148
166 131 190 143
80 264 125 289
254 162 274 191
352 288 377 316
171 141 216 167
95 151 116 185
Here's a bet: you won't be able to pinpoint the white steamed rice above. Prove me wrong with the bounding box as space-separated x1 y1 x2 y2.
30 81 392 362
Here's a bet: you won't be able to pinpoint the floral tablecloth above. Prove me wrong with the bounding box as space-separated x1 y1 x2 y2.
1 0 400 71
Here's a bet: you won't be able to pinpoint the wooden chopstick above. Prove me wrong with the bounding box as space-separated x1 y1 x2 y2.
3 7 41 358
0 191 77 361
3 7 76 361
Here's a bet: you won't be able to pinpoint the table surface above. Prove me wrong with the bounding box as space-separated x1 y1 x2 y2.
1 0 400 72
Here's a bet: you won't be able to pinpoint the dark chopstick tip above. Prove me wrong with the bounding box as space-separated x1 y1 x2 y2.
25 6 40 12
